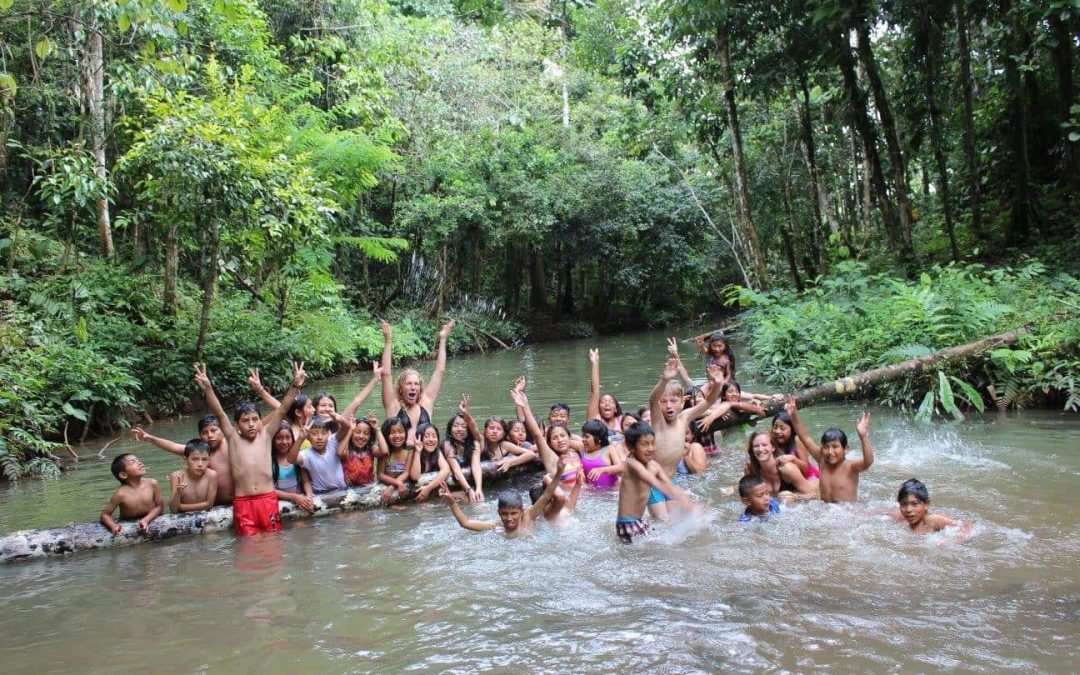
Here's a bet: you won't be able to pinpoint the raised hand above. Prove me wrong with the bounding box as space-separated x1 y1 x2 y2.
379 319 392 339
509 388 528 408
132 427 149 443
291 361 306 388
694 335 706 351
439 319 457 339
247 367 263 392
785 395 798 417
299 419 313 439
856 411 871 437
371 361 383 380
459 393 470 416
667 336 679 358
170 471 188 492
588 348 599 365
662 357 679 381
706 363 726 386
193 363 211 390
366 412 379 428
513 375 526 393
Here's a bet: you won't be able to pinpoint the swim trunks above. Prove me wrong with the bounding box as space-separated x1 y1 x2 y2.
616 516 650 543
647 486 669 505
233 491 283 536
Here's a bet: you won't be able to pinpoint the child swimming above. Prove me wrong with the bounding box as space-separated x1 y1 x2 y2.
100 453 163 535
785 396 872 503
892 478 970 534
738 475 780 522
439 462 565 538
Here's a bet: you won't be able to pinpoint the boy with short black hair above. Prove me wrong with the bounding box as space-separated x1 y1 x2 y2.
100 453 163 535
785 396 873 502
892 478 969 534
132 413 233 505
738 475 779 521
615 422 694 543
168 440 218 514
441 462 564 538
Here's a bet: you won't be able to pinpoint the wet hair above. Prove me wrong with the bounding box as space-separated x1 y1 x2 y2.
183 439 211 457
662 379 684 396
507 418 528 440
683 385 703 410
528 485 545 504
308 415 336 432
497 491 523 510
197 414 221 433
598 393 623 418
622 412 641 427
897 478 930 503
821 427 848 448
311 392 337 412
550 402 571 415
111 453 135 481
739 474 765 498
545 422 571 448
624 422 654 450
415 422 442 473
707 332 736 375
746 429 780 477
349 418 376 454
581 419 609 448
382 416 410 449
636 406 649 418
233 401 259 422
395 368 424 402
483 416 508 453
444 413 476 462
720 381 742 400
287 394 311 425
771 411 796 452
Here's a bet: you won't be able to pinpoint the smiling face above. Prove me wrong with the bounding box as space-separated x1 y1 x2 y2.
273 427 294 456
449 416 468 442
709 339 727 358
184 450 211 477
547 425 570 455
549 407 570 427
629 433 656 464
200 423 223 450
498 506 523 532
821 440 846 466
308 426 330 452
582 432 599 453
421 426 439 452
771 419 793 447
598 394 619 421
397 370 423 405
237 410 261 441
352 421 371 449
315 397 336 417
742 481 773 515
723 386 741 403
387 422 408 451
898 495 929 528
751 433 777 466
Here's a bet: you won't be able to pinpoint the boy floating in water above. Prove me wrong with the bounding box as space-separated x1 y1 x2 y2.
616 422 694 543
785 396 873 503
738 475 779 522
100 453 163 535
439 462 565 538
892 478 970 535
168 440 218 514
194 361 306 536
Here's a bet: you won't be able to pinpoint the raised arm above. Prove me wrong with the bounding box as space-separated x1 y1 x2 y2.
379 320 397 417
681 364 724 421
247 368 281 409
440 485 496 532
333 413 354 448
287 421 311 465
193 364 236 440
342 363 383 420
668 337 694 388
586 348 602 420
422 320 455 411
131 427 185 456
851 411 874 472
648 358 680 422
785 396 821 462
510 389 556 474
525 462 565 521
264 361 306 432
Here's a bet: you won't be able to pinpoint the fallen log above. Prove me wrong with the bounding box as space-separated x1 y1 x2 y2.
0 460 538 564
710 327 1027 429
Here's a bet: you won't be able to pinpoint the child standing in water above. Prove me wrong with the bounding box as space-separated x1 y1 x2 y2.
616 422 694 543
377 416 413 501
785 396 873 503
168 440 218 514
579 420 624 488
439 462 564 538
100 453 163 535
696 330 736 379
132 414 233 505
587 348 625 441
509 389 582 508
770 409 820 480
892 478 970 534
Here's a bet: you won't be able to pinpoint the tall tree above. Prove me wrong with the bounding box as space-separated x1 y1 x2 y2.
954 0 982 234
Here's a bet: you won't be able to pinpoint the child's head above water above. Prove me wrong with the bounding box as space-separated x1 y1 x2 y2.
415 422 440 450
581 419 609 451
660 380 684 421
383 417 410 450
549 403 571 426
683 385 704 409
820 427 849 465
273 421 294 455
197 413 223 448
706 330 728 355
738 474 773 516
497 491 524 531
545 423 572 454
110 453 144 482
183 439 211 475
307 415 336 450
507 419 528 445
232 401 261 439
183 439 211 457
624 421 656 462
721 381 742 402
287 394 313 425
483 416 507 445
898 478 930 504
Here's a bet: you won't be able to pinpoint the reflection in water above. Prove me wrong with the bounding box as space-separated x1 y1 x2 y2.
0 331 1077 671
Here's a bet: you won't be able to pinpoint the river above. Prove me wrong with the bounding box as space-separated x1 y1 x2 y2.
0 329 1077 672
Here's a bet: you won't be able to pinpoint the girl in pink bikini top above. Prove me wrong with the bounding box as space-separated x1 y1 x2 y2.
579 420 623 489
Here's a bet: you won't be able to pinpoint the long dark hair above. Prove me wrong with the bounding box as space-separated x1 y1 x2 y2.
415 422 442 473
271 422 294 483
444 413 476 464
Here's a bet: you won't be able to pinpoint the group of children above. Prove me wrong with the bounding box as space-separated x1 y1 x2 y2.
101 328 966 542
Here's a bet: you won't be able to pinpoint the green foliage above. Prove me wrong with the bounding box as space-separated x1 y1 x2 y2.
743 261 1080 417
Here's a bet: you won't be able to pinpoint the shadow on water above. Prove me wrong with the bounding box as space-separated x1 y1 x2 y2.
0 329 1077 672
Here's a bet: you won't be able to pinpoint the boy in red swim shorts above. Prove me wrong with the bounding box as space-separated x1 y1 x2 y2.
194 361 307 536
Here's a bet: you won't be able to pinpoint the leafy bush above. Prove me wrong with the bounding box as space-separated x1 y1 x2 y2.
737 261 1080 417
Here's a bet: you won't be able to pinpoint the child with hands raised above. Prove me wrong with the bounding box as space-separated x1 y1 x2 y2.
785 396 873 503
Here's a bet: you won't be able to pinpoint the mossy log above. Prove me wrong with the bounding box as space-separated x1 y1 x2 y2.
711 328 1026 429
0 460 537 564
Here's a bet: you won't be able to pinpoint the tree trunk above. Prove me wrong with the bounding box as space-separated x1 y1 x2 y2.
194 219 220 364
794 77 839 270
0 460 539 564
709 327 1027 430
1001 0 1034 242
955 0 982 234
918 14 960 261
529 251 549 310
778 189 805 292
559 249 575 315
716 25 770 290
855 22 916 266
835 29 900 249
163 223 179 316
84 12 112 257
1050 10 1079 180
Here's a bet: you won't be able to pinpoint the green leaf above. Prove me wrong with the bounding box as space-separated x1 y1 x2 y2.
61 402 89 422
938 371 963 420
167 0 188 11
0 72 16 98
34 37 52 61
948 376 985 413
915 390 935 424
1070 131 1080 142
0 0 14 10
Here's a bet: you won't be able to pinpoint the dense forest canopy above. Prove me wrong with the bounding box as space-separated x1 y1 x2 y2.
1 0 1078 477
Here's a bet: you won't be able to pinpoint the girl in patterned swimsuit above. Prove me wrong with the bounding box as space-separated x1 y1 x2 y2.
377 417 412 502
